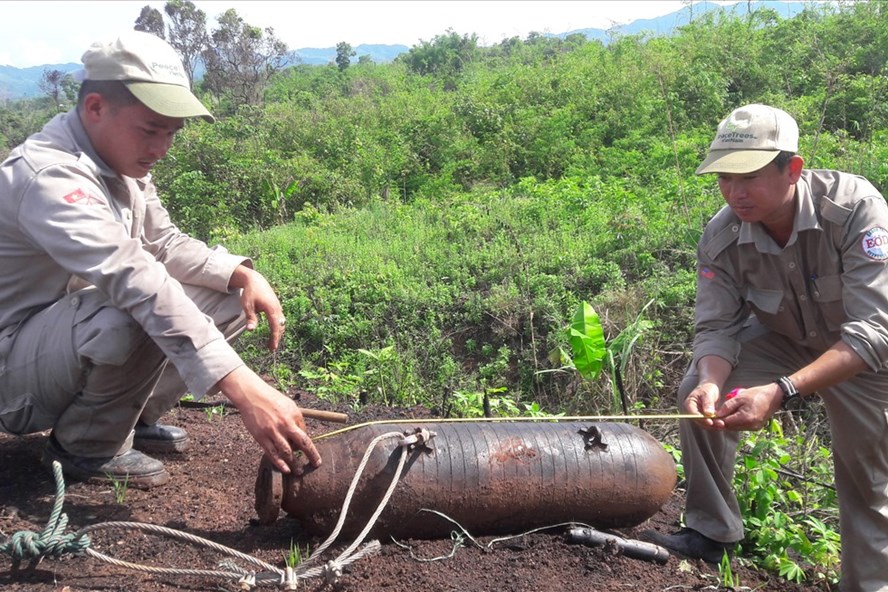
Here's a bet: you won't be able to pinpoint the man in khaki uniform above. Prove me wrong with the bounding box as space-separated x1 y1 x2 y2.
0 31 321 487
643 104 888 591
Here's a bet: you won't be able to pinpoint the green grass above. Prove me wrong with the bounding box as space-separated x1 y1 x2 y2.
229 176 705 415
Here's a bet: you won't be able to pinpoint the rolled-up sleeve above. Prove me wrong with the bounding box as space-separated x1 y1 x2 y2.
837 196 888 371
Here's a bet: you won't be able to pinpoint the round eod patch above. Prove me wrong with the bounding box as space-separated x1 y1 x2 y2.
862 226 888 260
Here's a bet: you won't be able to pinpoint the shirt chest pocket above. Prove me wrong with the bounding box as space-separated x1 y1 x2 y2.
745 286 802 340
745 286 783 314
811 274 846 330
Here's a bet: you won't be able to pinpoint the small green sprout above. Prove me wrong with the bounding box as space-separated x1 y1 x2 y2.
106 472 130 504
282 538 310 568
719 550 737 589
204 404 227 422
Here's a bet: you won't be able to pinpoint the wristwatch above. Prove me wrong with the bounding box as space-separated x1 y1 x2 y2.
775 376 801 409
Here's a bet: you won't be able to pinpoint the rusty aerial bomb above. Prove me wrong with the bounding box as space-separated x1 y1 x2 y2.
255 420 677 539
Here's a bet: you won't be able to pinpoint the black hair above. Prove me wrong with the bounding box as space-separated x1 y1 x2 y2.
772 150 796 171
77 80 139 111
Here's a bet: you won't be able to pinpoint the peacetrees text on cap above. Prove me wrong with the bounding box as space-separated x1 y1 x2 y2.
80 31 214 123
695 104 798 175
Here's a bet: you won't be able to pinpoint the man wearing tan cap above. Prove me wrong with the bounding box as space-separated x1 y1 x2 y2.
0 31 321 487
643 103 888 590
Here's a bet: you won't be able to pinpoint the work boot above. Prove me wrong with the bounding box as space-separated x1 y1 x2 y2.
133 421 190 453
43 434 170 488
640 527 736 564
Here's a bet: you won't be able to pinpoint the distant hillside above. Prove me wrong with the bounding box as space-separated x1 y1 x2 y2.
0 62 80 100
558 0 809 41
0 1 812 100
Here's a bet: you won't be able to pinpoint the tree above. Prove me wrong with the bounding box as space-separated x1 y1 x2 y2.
134 5 166 39
399 29 479 78
133 2 206 86
164 0 208 85
335 42 356 71
37 69 70 110
60 75 79 105
201 9 290 107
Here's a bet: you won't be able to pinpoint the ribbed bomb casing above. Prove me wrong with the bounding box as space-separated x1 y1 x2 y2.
255 421 677 539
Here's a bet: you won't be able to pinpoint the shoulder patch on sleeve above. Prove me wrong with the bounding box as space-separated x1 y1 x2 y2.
699 266 716 280
62 188 106 206
861 226 888 260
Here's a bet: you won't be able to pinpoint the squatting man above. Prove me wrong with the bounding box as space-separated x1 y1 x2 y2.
0 31 322 487
643 103 888 592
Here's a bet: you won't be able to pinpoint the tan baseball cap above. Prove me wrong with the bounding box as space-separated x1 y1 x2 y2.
695 104 798 175
81 31 214 123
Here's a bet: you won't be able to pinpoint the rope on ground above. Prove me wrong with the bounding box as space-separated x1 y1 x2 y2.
74 521 286 587
0 461 91 565
2 431 430 589
293 427 435 584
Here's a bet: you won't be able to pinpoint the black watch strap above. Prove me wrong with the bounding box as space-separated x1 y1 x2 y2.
775 376 800 408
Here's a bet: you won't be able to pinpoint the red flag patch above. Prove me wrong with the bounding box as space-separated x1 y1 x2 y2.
62 188 106 206
699 266 716 280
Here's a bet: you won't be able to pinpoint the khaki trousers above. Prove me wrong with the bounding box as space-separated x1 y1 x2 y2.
0 284 245 457
679 325 888 592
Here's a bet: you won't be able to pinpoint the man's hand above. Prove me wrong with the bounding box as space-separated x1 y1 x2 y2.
683 382 722 428
685 342 865 431
217 366 322 473
229 265 286 351
711 384 783 430
685 382 782 431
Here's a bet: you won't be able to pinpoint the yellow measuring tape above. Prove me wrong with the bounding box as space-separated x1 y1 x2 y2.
316 413 705 440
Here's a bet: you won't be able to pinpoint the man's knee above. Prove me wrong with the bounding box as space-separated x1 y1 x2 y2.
181 285 245 341
217 293 247 341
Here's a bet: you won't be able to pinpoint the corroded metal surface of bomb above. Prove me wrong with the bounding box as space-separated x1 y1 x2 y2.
255 421 677 539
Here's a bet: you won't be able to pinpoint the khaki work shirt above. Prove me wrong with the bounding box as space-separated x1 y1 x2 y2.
0 110 247 397
693 169 888 372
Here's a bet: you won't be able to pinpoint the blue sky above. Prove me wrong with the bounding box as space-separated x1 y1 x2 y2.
0 0 727 68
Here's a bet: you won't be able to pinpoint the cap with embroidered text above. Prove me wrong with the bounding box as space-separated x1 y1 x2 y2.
80 31 214 123
695 104 797 175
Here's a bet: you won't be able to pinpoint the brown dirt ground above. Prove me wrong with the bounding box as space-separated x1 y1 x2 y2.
1 387 826 592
